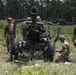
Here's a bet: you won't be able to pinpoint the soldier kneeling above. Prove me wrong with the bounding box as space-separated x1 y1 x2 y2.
55 35 70 63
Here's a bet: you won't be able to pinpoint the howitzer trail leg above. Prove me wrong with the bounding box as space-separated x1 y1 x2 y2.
29 48 34 60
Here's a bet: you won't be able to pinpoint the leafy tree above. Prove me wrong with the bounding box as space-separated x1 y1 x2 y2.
6 0 27 19
0 0 5 19
0 0 76 22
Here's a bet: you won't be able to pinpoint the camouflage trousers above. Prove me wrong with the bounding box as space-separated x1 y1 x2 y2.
6 35 13 52
55 53 70 62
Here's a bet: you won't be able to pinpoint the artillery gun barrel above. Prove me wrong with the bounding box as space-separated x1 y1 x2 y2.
30 7 38 27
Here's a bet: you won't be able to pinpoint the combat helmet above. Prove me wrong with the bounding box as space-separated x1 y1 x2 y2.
59 35 66 40
8 17 13 21
26 17 31 21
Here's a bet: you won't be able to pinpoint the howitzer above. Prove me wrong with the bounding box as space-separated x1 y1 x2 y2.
10 7 59 62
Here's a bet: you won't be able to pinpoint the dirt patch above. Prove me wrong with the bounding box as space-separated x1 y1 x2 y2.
0 48 11 64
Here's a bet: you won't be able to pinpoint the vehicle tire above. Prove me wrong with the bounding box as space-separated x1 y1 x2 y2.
47 41 55 62
11 38 18 60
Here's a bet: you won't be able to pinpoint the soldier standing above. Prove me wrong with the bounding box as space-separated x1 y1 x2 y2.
72 25 76 46
21 17 31 40
4 17 14 52
55 35 70 62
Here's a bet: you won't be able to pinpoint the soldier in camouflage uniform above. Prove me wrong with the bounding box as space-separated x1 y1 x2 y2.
21 17 31 40
55 35 70 62
4 17 14 52
21 21 29 40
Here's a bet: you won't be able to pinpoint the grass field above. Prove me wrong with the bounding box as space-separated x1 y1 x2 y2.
0 20 76 75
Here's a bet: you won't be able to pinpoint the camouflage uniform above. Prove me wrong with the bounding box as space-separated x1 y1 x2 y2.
21 21 29 40
4 17 14 52
56 35 70 62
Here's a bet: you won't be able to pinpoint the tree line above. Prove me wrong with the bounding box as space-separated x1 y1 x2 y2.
0 0 76 22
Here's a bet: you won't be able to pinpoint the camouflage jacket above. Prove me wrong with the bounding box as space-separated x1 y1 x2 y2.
4 23 14 37
60 41 70 55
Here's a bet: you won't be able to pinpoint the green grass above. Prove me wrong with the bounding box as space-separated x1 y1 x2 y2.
0 20 76 75
0 62 76 75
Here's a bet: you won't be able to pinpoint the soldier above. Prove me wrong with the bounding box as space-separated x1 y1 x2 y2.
4 17 14 52
21 17 32 40
72 25 76 46
21 21 29 40
55 35 70 62
36 16 46 33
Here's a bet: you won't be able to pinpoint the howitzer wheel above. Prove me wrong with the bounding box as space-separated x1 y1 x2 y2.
47 41 55 62
11 38 18 60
